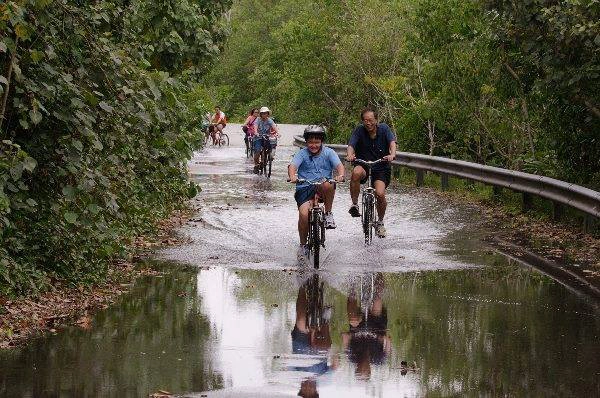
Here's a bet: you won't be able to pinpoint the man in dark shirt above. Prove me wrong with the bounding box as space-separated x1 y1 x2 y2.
346 107 396 238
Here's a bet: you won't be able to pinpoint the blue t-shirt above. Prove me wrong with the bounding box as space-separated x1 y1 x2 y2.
348 123 396 171
257 117 275 136
291 147 342 188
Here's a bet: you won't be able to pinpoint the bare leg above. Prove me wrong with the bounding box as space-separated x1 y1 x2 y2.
296 284 309 333
298 201 311 245
374 180 387 221
350 166 366 205
319 182 336 212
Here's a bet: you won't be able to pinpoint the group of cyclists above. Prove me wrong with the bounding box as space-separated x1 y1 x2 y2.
206 104 397 263
288 106 396 262
206 105 280 172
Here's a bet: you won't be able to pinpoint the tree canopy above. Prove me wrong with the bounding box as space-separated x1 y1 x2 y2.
208 0 599 186
0 0 232 296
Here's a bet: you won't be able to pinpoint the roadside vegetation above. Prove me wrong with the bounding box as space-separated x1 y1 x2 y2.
0 0 232 297
208 0 600 191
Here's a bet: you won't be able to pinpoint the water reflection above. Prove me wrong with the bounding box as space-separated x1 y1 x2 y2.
1 265 599 397
343 273 391 381
289 273 335 397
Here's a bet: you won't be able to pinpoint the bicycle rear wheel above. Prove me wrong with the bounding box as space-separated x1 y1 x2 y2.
222 133 229 146
362 195 374 245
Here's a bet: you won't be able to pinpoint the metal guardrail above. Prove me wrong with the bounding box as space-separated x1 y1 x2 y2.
293 135 600 224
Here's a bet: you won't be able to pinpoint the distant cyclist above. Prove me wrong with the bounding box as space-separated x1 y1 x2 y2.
346 106 396 238
288 125 345 261
208 106 227 144
253 106 279 173
243 108 259 150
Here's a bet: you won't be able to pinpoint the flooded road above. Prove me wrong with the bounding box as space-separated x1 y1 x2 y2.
1 127 599 397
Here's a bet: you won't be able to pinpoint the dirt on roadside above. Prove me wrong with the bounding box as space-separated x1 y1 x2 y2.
0 209 193 349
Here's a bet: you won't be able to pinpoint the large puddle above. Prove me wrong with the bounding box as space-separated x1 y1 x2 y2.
1 265 598 397
2 139 599 397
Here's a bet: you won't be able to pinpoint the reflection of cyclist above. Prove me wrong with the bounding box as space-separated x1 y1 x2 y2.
346 106 397 238
292 276 332 356
253 106 279 173
209 106 227 145
291 274 336 398
342 273 391 380
288 126 345 262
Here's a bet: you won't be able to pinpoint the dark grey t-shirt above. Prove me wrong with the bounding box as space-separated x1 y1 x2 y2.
348 123 396 171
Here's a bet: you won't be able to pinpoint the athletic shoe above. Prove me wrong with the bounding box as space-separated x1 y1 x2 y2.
375 221 387 238
348 204 361 217
297 244 309 262
324 212 336 229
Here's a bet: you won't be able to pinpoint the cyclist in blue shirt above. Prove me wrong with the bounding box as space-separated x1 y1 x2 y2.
288 125 345 261
346 107 396 238
253 106 279 173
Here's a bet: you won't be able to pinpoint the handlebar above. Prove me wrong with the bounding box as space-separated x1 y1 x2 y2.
351 158 386 167
287 177 345 184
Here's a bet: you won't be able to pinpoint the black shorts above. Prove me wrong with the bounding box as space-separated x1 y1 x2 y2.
294 186 317 207
360 168 391 188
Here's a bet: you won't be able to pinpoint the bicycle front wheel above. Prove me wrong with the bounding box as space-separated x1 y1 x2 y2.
362 195 374 245
261 150 268 175
311 214 321 269
267 158 272 178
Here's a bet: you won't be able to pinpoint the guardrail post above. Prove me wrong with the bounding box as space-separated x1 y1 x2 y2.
583 215 597 234
552 202 564 222
522 192 533 212
416 170 424 187
492 186 502 201
440 173 449 191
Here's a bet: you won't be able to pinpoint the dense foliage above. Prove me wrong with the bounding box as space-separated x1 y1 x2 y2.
208 0 599 186
0 0 231 296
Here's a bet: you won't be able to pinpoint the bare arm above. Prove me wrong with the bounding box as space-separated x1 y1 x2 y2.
335 161 345 182
383 141 397 162
288 164 298 183
346 145 356 162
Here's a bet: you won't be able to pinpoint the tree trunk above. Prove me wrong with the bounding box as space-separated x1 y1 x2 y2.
0 37 18 133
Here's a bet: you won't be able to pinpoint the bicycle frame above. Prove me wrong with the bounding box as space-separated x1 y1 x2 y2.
258 136 273 177
290 178 337 268
353 159 385 245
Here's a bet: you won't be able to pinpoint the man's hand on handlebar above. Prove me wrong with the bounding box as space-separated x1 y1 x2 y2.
288 175 298 184
334 175 345 183
345 153 356 162
382 154 394 162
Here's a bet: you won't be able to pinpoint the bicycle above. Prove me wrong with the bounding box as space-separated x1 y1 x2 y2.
257 136 274 178
352 158 385 245
214 129 229 147
289 178 339 268
206 124 229 147
304 273 332 337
